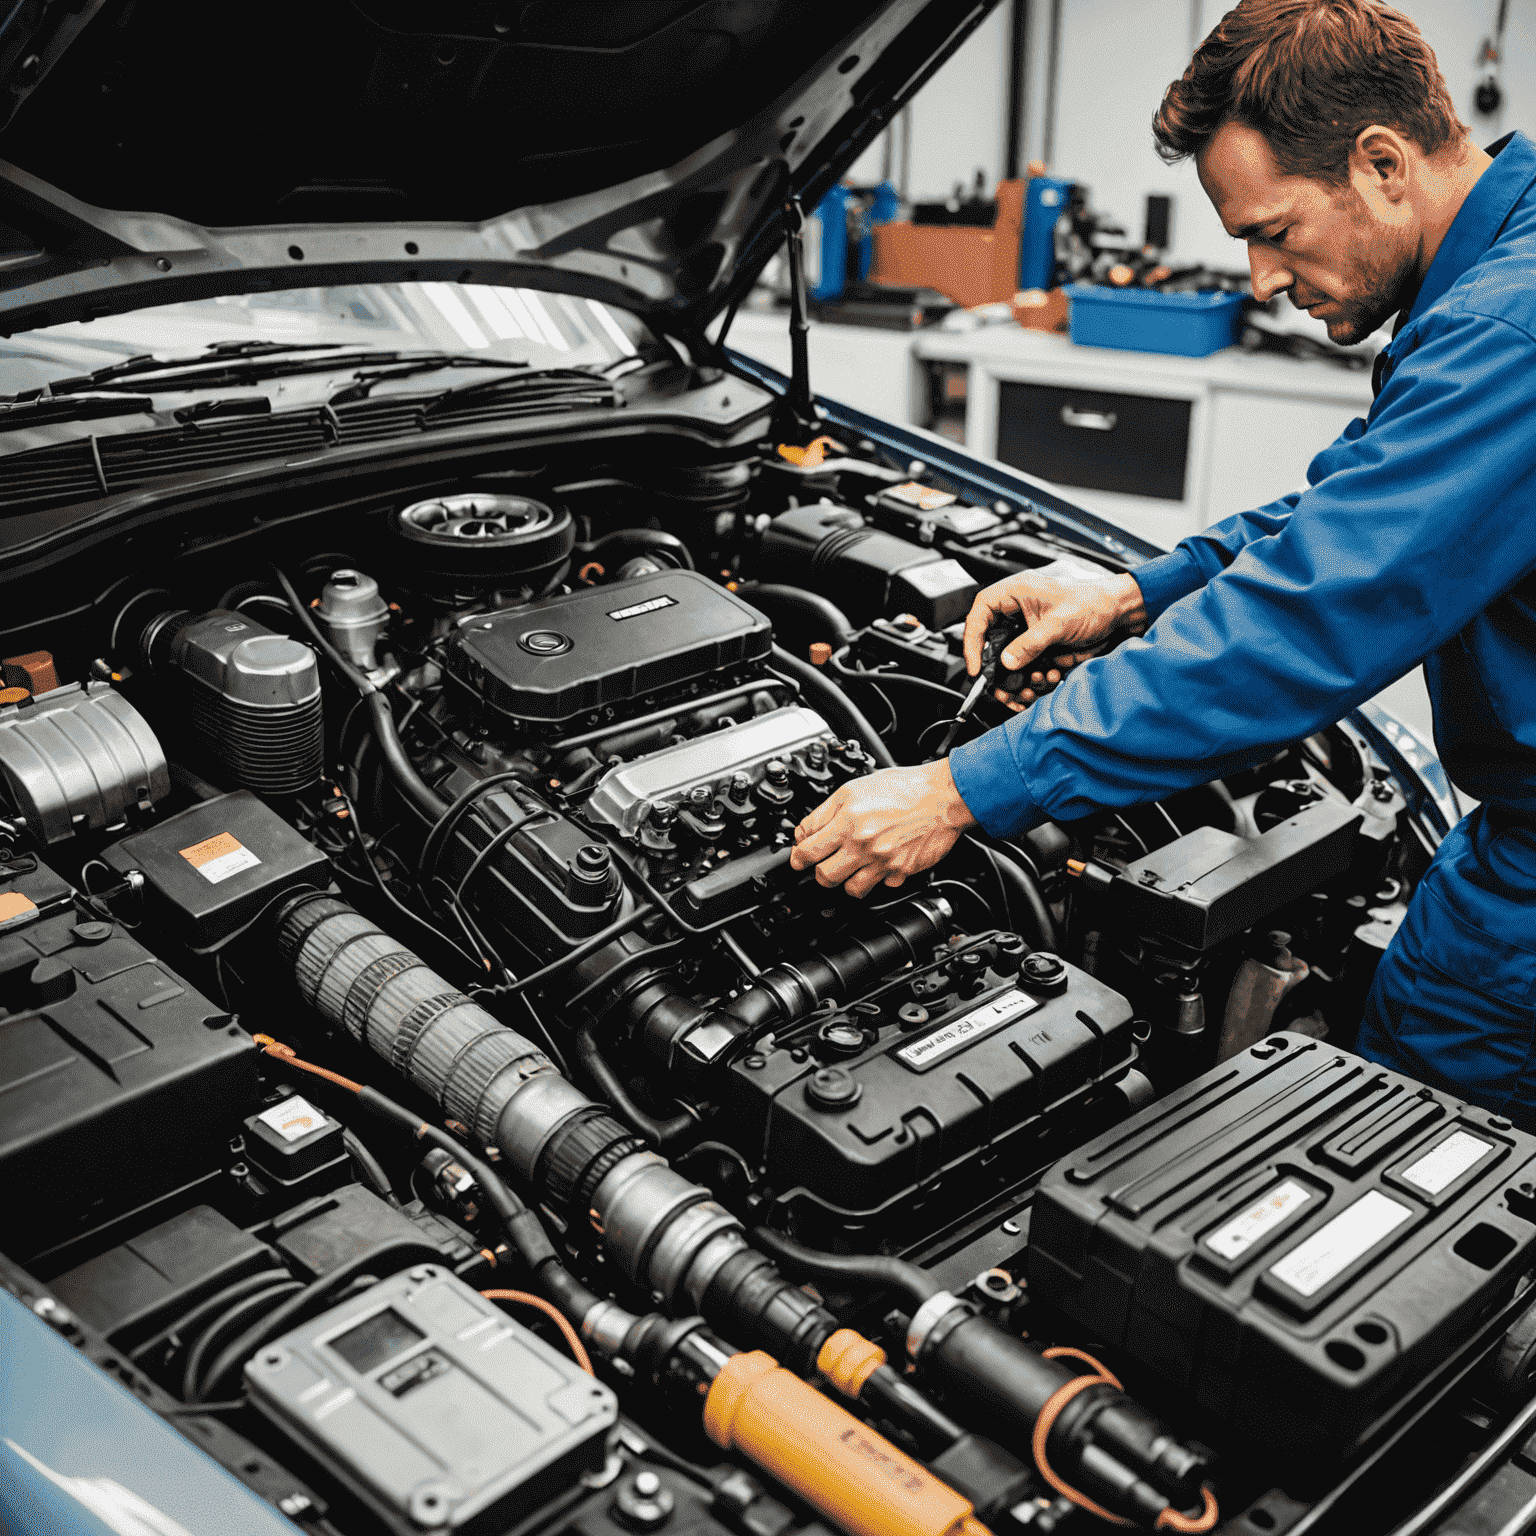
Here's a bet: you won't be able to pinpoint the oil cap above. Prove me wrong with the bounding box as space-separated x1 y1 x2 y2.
518 629 572 656
1018 951 1068 996
805 1065 861 1111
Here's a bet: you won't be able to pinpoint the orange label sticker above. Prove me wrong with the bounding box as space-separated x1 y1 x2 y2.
0 891 38 926
888 481 958 510
179 831 262 885
257 1095 327 1144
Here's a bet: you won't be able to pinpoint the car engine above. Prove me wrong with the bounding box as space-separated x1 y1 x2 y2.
0 424 1521 1536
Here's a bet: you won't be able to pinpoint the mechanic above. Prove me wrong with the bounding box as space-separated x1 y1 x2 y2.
791 0 1536 1125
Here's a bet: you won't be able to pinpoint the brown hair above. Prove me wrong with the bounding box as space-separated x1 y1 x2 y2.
1153 0 1467 183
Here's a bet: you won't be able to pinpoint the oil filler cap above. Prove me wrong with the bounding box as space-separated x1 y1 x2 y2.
806 1065 861 1111
1019 951 1068 995
518 629 572 656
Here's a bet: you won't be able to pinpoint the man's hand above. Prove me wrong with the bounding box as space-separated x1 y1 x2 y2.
790 760 977 898
962 566 1148 710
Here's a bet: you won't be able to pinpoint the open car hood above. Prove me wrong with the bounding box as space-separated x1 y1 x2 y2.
0 0 993 343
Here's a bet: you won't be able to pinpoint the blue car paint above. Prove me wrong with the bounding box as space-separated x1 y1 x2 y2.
0 1289 298 1536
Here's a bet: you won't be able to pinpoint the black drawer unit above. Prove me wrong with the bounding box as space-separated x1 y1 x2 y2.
995 380 1192 502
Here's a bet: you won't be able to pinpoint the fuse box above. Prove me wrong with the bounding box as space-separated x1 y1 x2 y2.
1028 1033 1536 1454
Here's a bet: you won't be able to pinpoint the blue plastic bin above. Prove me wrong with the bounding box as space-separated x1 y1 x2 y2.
1065 284 1247 357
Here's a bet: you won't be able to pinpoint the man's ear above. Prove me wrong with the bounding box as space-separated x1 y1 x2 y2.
1351 126 1411 204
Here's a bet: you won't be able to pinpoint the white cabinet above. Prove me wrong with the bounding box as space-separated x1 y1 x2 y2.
912 327 1373 551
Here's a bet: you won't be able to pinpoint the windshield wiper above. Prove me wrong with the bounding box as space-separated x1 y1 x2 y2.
64 349 531 400
24 340 353 397
418 367 619 417
325 354 528 406
0 393 157 432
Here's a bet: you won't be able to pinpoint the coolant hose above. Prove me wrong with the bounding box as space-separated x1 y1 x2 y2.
770 643 898 769
367 692 449 822
740 583 856 645
573 1025 695 1150
752 1226 941 1310
272 563 449 822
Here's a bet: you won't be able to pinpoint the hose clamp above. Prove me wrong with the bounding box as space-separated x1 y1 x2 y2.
906 1291 967 1363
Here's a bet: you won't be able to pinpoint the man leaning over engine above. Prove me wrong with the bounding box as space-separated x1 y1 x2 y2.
790 0 1536 1126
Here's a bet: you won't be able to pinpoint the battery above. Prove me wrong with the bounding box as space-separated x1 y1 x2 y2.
245 1266 617 1535
1027 1033 1536 1455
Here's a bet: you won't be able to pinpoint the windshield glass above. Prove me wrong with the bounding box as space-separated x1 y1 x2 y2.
0 282 640 394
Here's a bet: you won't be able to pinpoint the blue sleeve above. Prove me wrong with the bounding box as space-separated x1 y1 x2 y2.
949 308 1536 835
1132 404 1380 619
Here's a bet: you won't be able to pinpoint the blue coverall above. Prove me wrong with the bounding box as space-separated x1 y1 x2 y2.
950 131 1536 1123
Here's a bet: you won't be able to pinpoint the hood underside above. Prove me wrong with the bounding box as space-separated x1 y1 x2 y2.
0 0 994 339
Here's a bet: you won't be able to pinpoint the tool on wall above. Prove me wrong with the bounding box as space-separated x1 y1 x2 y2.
1476 0 1509 117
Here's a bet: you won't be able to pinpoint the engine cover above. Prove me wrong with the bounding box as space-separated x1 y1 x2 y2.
728 950 1136 1236
446 570 773 725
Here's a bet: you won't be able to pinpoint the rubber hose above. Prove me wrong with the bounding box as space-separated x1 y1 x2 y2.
751 1226 942 1310
986 841 1059 951
272 564 448 822
574 1027 695 1150
769 644 898 770
367 692 448 823
740 583 855 644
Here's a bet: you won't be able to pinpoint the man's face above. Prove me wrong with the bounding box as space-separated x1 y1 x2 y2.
1198 121 1416 345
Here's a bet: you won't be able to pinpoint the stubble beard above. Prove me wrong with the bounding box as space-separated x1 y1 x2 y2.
1322 195 1415 346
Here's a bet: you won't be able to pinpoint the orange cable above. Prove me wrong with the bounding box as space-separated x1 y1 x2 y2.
481 1289 593 1375
1031 1347 1219 1533
1156 1487 1220 1534
253 1036 365 1094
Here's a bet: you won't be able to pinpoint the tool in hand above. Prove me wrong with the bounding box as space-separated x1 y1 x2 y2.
930 615 1054 759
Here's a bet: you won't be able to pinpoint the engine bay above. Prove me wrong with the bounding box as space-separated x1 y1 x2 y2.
0 417 1523 1536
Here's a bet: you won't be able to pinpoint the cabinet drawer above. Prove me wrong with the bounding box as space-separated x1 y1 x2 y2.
995 381 1191 502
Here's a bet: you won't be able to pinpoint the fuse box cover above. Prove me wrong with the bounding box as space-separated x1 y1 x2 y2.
101 789 331 947
1027 1034 1536 1454
246 1266 617 1536
0 879 254 1262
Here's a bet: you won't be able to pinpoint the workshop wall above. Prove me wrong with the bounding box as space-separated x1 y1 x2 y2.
1044 0 1534 271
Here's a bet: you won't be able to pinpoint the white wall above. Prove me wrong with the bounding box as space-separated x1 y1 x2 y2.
846 6 1011 199
861 1 1536 269
1045 0 1536 270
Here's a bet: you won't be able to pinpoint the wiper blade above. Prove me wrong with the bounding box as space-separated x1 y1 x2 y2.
419 367 619 417
32 340 352 396
172 396 272 426
0 393 156 432
326 354 528 407
48 349 530 400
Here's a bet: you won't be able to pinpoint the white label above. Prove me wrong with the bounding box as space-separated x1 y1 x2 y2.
897 989 1040 1070
1269 1190 1413 1297
1205 1179 1313 1261
258 1096 328 1143
607 594 677 621
179 831 261 884
1401 1130 1493 1196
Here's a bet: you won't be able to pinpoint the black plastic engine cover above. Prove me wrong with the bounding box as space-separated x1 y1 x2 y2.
727 955 1135 1228
445 570 772 725
1027 1033 1536 1456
